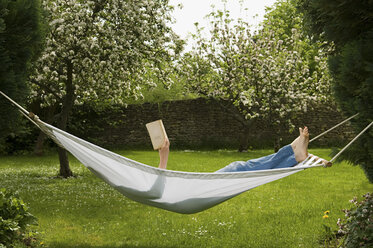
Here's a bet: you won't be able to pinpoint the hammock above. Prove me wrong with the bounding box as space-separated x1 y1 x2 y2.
1 91 372 214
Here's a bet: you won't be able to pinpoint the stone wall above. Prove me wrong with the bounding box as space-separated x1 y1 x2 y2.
70 98 355 150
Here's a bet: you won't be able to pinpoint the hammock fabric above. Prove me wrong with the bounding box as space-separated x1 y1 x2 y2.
33 118 325 214
2 90 371 214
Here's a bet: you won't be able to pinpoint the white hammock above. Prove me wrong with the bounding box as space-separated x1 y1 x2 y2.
1 91 371 214
38 120 325 214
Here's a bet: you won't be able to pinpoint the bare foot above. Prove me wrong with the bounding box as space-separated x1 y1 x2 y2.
291 136 299 150
290 128 302 152
293 127 309 162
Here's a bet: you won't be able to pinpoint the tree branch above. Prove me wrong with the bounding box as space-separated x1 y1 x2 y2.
31 79 62 101
216 100 250 127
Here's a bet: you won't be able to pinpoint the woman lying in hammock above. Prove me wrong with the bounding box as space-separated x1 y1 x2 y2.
158 127 332 171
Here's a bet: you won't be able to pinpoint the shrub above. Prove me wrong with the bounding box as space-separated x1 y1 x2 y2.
337 193 373 247
0 188 38 247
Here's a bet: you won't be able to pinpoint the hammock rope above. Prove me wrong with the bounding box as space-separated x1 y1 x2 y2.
1 90 372 214
0 90 29 115
309 113 359 143
330 121 373 162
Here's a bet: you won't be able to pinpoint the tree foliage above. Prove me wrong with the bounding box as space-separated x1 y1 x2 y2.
180 3 331 151
29 0 182 177
299 0 373 182
0 0 44 152
262 0 329 75
30 0 181 107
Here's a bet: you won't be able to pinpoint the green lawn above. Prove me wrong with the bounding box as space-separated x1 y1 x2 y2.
0 148 371 247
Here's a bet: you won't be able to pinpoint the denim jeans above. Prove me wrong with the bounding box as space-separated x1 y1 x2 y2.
216 144 297 172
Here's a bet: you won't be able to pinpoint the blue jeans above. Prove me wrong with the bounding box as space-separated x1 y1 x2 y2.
216 144 297 172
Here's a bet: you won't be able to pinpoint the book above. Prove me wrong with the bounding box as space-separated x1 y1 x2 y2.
146 120 168 150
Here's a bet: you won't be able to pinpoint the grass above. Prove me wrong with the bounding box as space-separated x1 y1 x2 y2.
0 148 371 247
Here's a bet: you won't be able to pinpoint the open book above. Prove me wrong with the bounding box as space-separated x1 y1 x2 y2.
146 120 168 150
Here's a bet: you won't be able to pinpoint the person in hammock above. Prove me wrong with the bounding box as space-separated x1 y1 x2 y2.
158 126 331 171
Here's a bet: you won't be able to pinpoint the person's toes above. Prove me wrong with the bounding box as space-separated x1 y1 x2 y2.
300 126 307 136
303 127 309 138
299 127 303 136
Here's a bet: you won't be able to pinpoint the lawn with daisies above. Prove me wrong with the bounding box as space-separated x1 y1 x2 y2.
0 148 371 247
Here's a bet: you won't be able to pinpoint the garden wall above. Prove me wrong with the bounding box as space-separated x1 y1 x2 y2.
69 98 355 150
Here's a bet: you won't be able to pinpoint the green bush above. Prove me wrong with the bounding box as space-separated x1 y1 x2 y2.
0 188 38 247
337 193 373 247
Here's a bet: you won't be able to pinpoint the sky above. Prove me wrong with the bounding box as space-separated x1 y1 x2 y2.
169 0 278 50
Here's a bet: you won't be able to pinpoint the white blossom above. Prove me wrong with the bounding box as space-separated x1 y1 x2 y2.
180 8 331 133
29 0 179 107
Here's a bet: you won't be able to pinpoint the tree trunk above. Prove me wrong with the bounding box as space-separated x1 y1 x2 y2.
238 126 250 152
58 146 73 177
57 60 75 178
34 105 58 156
34 131 46 156
216 100 253 152
273 131 282 152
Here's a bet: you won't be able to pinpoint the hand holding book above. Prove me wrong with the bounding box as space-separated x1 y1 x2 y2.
146 120 168 150
158 137 170 169
146 120 170 169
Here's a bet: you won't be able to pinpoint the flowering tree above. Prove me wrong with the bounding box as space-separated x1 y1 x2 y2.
30 0 181 177
180 7 331 151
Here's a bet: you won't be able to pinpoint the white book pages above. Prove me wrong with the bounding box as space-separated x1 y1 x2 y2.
146 120 168 150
